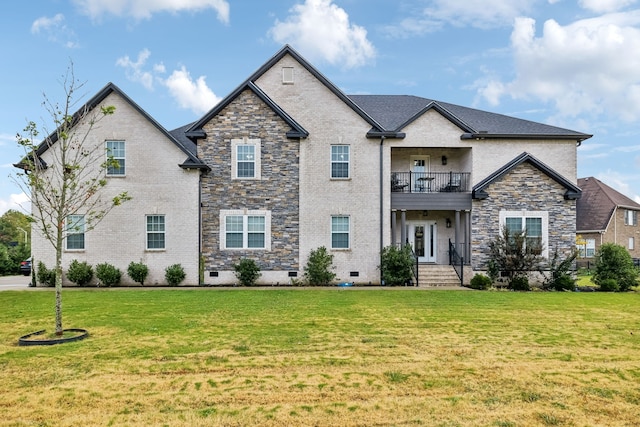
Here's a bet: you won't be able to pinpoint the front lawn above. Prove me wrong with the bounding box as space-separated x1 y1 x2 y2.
1 289 638 426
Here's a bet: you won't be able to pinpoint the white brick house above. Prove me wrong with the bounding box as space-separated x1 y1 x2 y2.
27 84 207 286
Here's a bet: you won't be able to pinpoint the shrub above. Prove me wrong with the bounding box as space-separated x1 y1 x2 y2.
380 245 415 286
233 258 261 286
304 246 336 285
36 261 56 287
66 260 93 286
489 225 544 284
509 275 530 291
127 261 149 286
552 274 576 292
592 243 638 292
96 263 121 287
165 264 186 286
598 278 619 292
470 273 492 290
541 247 577 291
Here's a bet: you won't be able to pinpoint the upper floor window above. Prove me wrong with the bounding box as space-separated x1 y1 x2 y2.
231 138 261 179
106 140 125 176
146 215 165 250
331 145 349 179
500 211 548 257
66 215 85 250
331 216 350 249
624 210 637 226
220 210 271 250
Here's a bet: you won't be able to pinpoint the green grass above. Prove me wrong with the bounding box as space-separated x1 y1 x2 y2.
0 289 639 426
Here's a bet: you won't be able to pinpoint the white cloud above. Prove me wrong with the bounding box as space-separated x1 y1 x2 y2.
384 0 536 37
579 0 637 13
73 0 230 23
269 0 376 69
478 12 640 122
596 170 640 201
31 14 79 48
116 49 158 90
0 193 30 216
164 67 221 115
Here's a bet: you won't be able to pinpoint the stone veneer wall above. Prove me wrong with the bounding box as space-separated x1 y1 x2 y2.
199 89 300 272
471 162 577 271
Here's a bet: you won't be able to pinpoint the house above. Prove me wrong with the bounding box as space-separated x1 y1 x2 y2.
25 83 208 286
576 177 640 261
186 45 591 286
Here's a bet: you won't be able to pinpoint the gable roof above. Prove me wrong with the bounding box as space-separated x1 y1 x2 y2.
473 152 582 200
17 82 208 171
577 177 640 232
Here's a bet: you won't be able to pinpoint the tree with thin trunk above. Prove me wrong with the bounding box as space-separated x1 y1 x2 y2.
13 65 130 335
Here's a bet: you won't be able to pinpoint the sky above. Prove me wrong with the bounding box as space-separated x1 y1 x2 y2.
2 0 640 216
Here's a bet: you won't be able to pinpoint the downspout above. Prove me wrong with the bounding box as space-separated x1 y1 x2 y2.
380 136 385 285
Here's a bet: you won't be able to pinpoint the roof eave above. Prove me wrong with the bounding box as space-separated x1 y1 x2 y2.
366 131 406 139
461 132 592 142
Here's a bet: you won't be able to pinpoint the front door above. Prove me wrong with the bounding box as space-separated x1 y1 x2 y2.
408 221 437 263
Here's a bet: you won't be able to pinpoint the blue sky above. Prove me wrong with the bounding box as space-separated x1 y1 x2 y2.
2 0 640 215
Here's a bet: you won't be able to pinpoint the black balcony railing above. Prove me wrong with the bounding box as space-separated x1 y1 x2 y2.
391 172 470 193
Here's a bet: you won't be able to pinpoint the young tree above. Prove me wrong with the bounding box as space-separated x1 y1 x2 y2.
13 66 130 335
488 225 545 288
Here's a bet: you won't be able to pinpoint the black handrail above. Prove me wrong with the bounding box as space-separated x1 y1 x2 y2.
448 239 464 286
391 171 470 193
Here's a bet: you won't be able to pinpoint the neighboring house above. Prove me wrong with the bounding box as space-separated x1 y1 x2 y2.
576 177 640 260
22 83 208 286
185 45 591 285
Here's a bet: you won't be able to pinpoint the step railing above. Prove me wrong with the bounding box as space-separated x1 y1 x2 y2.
448 239 464 286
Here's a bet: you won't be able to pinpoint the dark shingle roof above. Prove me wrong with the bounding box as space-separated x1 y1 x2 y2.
577 177 640 232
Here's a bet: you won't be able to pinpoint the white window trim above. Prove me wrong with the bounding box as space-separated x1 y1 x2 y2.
499 210 548 258
331 215 351 250
231 138 261 180
330 145 350 179
65 214 85 251
106 140 126 177
282 67 294 84
146 214 166 251
625 209 637 226
220 209 271 250
630 237 635 250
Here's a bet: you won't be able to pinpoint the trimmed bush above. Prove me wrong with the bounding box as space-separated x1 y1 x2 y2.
36 261 56 287
127 261 149 286
233 258 261 286
304 246 336 286
598 278 619 292
551 274 575 292
66 260 93 286
592 243 638 292
165 264 186 286
96 263 122 287
380 245 414 286
509 275 530 291
470 274 492 290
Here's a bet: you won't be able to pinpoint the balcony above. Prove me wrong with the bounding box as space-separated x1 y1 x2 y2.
391 172 471 193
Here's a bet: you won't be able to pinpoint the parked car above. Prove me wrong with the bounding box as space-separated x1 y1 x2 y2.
20 257 31 276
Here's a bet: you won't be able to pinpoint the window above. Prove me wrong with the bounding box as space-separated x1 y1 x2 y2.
331 145 349 179
220 210 271 250
630 237 635 250
146 215 165 250
231 139 261 179
106 140 125 175
282 67 294 84
331 216 350 249
579 238 596 258
625 210 637 226
66 215 85 250
499 211 548 257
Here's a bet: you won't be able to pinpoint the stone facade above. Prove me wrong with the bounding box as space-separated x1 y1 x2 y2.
471 162 577 270
199 89 300 281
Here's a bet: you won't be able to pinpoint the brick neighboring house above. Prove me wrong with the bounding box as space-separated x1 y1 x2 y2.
186 45 591 286
576 177 640 261
23 83 208 286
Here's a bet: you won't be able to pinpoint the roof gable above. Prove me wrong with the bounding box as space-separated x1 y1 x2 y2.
473 152 581 200
576 177 640 232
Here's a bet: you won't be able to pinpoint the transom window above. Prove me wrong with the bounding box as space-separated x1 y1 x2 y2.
66 215 85 250
331 216 350 249
231 139 261 179
146 215 165 250
331 145 350 179
106 140 125 176
221 210 271 250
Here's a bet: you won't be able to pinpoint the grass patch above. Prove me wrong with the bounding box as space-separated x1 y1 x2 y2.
0 289 639 425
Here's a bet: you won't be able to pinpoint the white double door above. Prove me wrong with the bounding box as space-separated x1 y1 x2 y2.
407 221 437 263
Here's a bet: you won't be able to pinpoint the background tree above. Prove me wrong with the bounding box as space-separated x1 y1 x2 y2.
13 66 130 335
0 210 31 275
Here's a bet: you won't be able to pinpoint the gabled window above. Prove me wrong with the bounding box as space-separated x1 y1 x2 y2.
231 139 261 179
624 210 637 226
106 140 125 176
331 145 349 179
66 215 85 250
220 210 271 250
331 216 350 249
146 215 165 250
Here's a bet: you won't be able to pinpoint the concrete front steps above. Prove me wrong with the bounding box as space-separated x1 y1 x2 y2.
417 264 472 287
